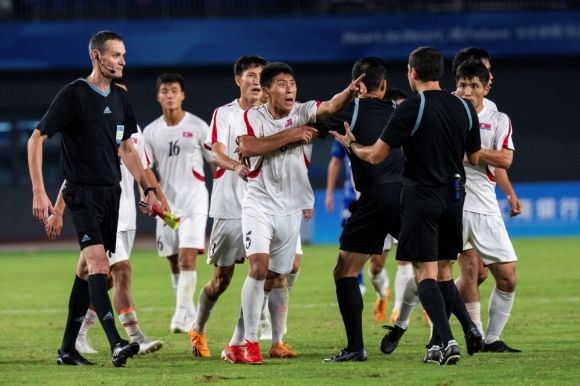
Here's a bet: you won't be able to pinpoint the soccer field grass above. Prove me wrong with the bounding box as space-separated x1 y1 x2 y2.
1 237 579 385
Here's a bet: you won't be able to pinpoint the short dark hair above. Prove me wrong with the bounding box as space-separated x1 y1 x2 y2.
408 47 444 82
234 55 268 76
88 30 123 56
384 88 407 103
260 62 294 88
156 73 185 93
351 57 387 92
455 59 490 86
452 47 491 74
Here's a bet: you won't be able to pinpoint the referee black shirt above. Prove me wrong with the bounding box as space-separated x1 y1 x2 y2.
318 98 403 194
380 90 480 186
37 79 137 186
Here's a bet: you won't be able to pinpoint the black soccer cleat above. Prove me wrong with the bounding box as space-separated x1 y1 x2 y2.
482 340 521 353
56 349 95 365
422 344 442 364
111 340 140 367
440 340 461 365
322 348 368 363
380 325 406 354
464 325 483 356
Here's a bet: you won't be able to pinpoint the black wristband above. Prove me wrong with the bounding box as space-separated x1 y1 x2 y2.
144 187 157 196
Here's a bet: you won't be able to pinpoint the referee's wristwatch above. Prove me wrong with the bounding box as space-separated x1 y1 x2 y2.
144 187 157 196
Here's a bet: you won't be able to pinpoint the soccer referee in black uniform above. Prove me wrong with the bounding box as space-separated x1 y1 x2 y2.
28 30 158 367
332 47 481 365
318 57 403 362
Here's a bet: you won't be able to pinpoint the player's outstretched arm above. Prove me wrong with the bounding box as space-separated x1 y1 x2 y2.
27 129 54 223
330 122 391 165
237 126 318 158
316 74 366 121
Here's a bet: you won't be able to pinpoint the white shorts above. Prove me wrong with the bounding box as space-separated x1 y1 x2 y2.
156 214 207 257
383 234 397 252
241 207 302 274
295 233 303 255
108 229 135 266
462 211 517 265
207 218 246 267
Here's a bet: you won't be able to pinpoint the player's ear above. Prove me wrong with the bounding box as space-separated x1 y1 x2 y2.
234 75 241 87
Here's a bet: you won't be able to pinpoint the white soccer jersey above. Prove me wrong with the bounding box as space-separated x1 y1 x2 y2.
241 101 317 215
143 112 213 218
205 99 248 219
483 97 497 112
464 107 515 215
118 126 146 232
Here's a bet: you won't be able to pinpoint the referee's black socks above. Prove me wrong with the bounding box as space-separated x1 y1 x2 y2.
61 275 90 353
336 277 364 352
88 273 122 348
439 279 475 334
417 279 454 345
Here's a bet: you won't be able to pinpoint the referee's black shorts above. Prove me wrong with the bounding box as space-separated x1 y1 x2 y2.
339 182 401 255
396 185 464 263
63 182 121 253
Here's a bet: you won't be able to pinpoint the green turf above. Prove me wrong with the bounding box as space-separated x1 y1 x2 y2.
1 237 579 385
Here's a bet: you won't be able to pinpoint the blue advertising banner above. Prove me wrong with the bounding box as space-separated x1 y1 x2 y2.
1 11 579 69
311 181 580 244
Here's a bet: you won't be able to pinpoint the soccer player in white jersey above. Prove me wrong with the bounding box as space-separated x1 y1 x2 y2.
452 48 522 345
187 55 268 359
234 62 365 364
45 80 164 356
143 73 215 333
455 60 520 352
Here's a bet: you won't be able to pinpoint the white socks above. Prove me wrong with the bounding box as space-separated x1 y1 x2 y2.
175 270 197 322
286 271 298 290
78 308 98 337
396 278 420 330
171 273 180 294
485 287 515 344
229 307 245 346
370 268 389 299
193 288 216 333
241 276 265 343
268 287 289 345
465 302 484 336
393 263 414 313
119 310 144 342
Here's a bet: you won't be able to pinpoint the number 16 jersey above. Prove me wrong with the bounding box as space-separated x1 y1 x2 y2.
143 111 213 217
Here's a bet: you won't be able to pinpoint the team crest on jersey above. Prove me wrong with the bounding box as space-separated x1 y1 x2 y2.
182 131 193 137
480 122 492 130
284 118 293 128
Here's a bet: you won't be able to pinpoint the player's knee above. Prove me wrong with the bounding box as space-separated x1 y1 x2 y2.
111 261 131 284
497 275 516 292
477 267 489 285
